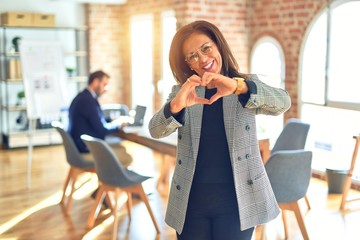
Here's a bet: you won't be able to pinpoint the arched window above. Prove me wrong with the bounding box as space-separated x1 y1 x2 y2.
130 14 154 122
250 36 285 148
300 0 360 178
158 11 177 104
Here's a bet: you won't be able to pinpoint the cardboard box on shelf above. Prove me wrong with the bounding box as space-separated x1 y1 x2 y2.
8 59 22 80
32 13 55 27
1 12 32 26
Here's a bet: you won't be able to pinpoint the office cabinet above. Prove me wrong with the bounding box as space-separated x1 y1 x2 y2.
0 25 89 148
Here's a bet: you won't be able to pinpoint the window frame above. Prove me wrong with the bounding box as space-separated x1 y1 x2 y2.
300 0 360 112
250 36 286 148
250 36 286 89
300 0 360 180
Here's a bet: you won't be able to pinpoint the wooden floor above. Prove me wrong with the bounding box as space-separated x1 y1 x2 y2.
1 141 360 240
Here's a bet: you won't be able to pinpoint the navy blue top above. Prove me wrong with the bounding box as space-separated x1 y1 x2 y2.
164 80 255 183
193 88 234 183
68 89 119 153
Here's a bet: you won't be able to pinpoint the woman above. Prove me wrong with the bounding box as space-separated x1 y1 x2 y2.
148 20 291 240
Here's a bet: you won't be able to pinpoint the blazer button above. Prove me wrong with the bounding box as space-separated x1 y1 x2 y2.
237 156 242 161
245 125 250 131
176 185 181 190
178 160 182 165
247 179 253 185
245 154 250 159
178 135 182 140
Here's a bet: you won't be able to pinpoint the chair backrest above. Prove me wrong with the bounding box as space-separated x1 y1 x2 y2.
271 118 310 153
81 134 145 187
51 121 94 169
265 150 312 203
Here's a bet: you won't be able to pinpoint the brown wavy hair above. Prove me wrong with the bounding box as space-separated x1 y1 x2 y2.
169 20 247 84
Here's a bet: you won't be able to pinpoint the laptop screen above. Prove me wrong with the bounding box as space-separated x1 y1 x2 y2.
131 105 147 126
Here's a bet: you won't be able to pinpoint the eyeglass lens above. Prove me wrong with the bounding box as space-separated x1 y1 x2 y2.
185 43 213 64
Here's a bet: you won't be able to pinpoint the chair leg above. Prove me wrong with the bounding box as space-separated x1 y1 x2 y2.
304 195 311 210
341 136 360 210
66 169 81 212
105 192 114 212
126 192 132 221
135 185 160 233
112 188 120 240
281 210 288 239
60 168 72 205
291 202 310 240
87 186 106 228
340 175 353 210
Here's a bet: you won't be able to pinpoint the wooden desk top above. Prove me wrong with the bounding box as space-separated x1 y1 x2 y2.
117 126 270 163
118 126 177 156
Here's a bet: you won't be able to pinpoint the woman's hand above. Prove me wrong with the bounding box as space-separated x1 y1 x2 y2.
170 75 210 114
201 72 239 104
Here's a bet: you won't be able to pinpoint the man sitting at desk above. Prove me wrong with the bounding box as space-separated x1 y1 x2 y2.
68 70 132 167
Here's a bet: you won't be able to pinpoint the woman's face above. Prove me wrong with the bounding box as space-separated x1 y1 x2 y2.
182 32 222 77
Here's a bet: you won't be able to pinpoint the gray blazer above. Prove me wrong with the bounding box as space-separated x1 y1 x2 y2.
148 74 291 233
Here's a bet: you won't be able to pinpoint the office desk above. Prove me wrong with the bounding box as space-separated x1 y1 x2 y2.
118 127 177 157
118 126 270 162
117 126 270 192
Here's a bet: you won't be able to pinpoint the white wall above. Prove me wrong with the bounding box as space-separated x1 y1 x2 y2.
0 0 85 26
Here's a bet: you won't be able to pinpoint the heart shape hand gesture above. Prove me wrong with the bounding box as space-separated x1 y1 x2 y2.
170 72 240 114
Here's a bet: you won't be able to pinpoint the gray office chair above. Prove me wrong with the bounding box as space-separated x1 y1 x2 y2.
271 118 312 210
264 150 312 240
271 118 310 154
81 135 160 237
51 121 96 213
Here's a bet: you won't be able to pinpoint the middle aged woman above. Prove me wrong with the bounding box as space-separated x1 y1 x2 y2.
149 20 291 240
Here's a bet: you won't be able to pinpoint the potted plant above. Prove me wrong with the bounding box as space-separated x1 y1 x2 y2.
16 90 25 106
66 67 76 77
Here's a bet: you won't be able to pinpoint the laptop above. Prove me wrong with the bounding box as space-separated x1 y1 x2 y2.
128 105 147 127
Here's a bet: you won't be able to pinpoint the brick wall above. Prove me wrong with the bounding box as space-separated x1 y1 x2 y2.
86 1 176 108
175 0 249 73
86 0 248 111
86 4 126 104
248 0 328 120
86 0 328 119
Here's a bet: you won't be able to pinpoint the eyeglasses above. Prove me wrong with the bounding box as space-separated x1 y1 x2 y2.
184 42 213 64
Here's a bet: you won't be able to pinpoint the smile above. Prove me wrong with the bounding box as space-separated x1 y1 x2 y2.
202 60 214 71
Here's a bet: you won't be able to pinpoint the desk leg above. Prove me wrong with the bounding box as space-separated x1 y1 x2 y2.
259 139 271 164
156 154 167 188
157 154 175 196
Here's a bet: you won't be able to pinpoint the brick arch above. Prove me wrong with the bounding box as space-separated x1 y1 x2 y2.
248 31 287 67
248 0 329 120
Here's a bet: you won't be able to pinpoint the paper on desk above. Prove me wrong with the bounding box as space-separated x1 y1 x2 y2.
111 116 134 127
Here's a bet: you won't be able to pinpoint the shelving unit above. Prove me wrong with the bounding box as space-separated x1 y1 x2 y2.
0 25 89 148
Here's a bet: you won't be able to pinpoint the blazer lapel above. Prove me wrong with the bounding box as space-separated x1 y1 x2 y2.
188 88 237 163
223 94 238 159
189 86 205 162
